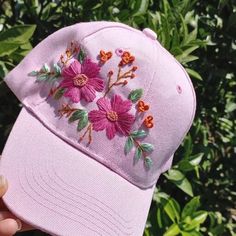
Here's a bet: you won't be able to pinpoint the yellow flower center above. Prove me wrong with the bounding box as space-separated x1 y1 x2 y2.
106 111 118 122
73 74 88 87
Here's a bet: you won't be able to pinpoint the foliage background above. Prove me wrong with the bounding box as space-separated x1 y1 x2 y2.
0 0 235 235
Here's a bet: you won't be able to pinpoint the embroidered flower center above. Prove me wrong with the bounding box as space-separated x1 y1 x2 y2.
106 111 118 122
73 74 88 87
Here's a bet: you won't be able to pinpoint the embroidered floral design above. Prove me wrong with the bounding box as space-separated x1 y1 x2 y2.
60 41 80 66
99 50 112 63
28 41 155 169
59 59 104 103
137 100 149 112
89 94 135 140
144 115 154 128
119 51 135 66
28 63 61 82
125 130 154 169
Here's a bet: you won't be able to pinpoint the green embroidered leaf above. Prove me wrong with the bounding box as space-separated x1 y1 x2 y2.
37 74 49 81
131 130 147 139
78 48 86 63
140 143 154 153
134 147 142 162
144 157 153 169
28 71 38 76
77 114 88 131
53 63 61 76
53 88 65 100
69 110 86 123
124 137 134 154
128 89 143 103
42 63 50 73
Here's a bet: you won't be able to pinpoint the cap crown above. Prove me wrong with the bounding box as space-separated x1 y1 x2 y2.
5 21 196 188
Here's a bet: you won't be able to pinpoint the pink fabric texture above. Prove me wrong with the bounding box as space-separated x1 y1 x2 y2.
0 21 196 236
89 95 135 139
60 59 104 103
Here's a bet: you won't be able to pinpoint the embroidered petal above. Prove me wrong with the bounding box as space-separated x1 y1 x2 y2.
116 112 135 135
111 94 132 114
59 78 74 88
80 84 96 102
96 97 112 112
106 122 116 140
88 110 108 131
81 59 100 78
62 60 81 79
87 77 104 92
64 87 81 103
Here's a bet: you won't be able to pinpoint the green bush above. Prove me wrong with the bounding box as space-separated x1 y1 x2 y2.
0 0 235 235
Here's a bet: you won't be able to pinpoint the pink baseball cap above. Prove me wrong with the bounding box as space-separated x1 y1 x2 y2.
0 21 196 235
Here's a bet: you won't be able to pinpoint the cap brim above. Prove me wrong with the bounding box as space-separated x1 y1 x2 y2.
0 107 155 236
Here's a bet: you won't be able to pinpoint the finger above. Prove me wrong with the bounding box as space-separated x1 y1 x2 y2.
0 211 15 220
0 175 8 197
0 218 21 236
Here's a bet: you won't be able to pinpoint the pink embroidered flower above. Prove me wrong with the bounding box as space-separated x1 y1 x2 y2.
59 59 104 103
89 95 135 139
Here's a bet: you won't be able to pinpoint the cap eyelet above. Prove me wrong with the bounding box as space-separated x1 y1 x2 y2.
176 85 182 94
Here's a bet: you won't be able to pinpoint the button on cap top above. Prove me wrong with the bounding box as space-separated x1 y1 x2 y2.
142 28 157 40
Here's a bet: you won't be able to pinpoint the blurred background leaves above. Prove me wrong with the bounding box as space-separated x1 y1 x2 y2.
0 0 235 235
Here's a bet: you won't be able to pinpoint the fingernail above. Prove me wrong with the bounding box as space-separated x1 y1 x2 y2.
0 175 6 188
16 219 22 231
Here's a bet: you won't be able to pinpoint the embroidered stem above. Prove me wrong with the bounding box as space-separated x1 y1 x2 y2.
60 41 79 67
58 104 78 118
79 123 93 145
103 66 136 97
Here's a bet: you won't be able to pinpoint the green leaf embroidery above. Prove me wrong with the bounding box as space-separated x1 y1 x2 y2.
28 63 61 82
28 71 38 76
77 114 88 131
42 63 50 73
125 137 134 154
128 88 143 103
140 143 154 153
37 74 49 81
53 63 61 76
144 157 153 169
69 110 86 123
131 130 147 139
78 48 86 63
135 147 142 162
53 88 65 100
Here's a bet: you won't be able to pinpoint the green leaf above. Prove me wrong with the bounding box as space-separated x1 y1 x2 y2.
186 68 203 81
124 137 134 154
0 25 36 44
165 169 185 181
140 143 154 153
28 71 38 76
0 42 19 57
128 89 143 103
164 170 193 196
144 157 153 168
42 63 50 73
77 113 88 131
37 74 49 81
53 88 65 100
78 48 86 63
53 63 61 76
164 223 180 236
191 211 208 226
182 196 200 219
69 110 86 123
131 130 147 138
164 198 181 223
134 147 142 161
132 0 149 16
